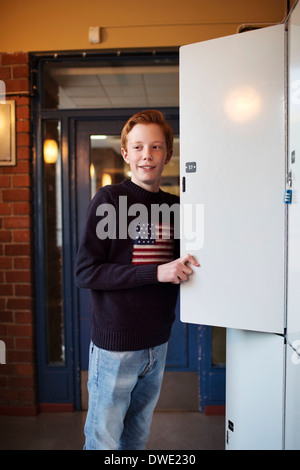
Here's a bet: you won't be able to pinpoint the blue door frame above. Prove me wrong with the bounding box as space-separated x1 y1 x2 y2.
199 326 225 413
33 53 225 412
74 116 199 377
74 117 225 413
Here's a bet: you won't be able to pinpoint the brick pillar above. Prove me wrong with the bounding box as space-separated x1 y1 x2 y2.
0 53 38 415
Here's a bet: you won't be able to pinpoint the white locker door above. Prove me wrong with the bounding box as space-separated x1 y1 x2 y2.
285 0 300 450
226 329 285 450
180 25 286 333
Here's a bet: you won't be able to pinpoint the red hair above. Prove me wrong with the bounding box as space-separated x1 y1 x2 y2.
121 109 174 155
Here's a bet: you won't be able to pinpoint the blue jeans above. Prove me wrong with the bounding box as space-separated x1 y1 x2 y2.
84 341 168 450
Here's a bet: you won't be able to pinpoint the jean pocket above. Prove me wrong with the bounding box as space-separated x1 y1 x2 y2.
88 342 100 383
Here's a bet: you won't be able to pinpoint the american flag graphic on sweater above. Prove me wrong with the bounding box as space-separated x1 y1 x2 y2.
132 222 175 265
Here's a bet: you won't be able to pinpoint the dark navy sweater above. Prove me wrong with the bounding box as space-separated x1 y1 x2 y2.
75 179 180 351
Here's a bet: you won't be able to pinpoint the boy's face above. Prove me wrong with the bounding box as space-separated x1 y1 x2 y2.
121 123 172 192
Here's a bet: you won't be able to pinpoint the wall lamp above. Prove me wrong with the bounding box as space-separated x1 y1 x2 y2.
43 138 58 164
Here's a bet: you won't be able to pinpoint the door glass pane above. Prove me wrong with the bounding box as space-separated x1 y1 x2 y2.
43 63 179 110
90 135 126 198
90 135 179 199
212 327 226 366
43 120 65 365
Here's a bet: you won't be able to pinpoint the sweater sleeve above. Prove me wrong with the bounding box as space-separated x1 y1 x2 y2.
74 188 159 291
75 260 159 291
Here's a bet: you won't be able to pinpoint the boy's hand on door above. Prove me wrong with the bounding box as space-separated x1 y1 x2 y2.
157 254 200 284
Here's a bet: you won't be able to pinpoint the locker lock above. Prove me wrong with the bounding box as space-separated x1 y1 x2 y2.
226 420 234 445
228 420 234 432
285 172 293 204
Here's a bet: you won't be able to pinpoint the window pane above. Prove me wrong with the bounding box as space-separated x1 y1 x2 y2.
90 135 179 199
160 137 179 196
212 327 226 366
90 135 126 199
42 62 179 110
43 120 65 365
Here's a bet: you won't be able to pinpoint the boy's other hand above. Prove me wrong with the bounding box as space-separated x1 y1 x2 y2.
157 254 200 284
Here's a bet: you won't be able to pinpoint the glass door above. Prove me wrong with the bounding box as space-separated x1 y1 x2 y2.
74 115 199 410
90 134 180 199
35 51 226 411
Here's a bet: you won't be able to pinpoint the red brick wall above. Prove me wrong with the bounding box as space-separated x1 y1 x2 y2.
0 53 37 415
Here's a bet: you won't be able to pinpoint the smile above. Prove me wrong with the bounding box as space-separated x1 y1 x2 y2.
139 166 156 170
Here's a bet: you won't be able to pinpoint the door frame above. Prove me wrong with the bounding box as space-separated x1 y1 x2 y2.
32 51 224 411
72 110 183 375
199 326 225 413
73 112 203 405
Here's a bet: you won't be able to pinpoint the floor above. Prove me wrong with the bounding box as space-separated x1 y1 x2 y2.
0 411 225 450
0 372 225 450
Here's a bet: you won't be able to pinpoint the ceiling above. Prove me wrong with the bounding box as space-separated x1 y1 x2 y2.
46 65 179 109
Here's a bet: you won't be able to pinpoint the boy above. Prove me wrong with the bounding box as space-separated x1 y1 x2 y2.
75 109 199 450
